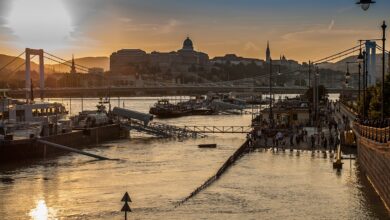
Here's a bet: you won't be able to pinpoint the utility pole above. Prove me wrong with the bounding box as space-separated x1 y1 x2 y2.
308 61 311 88
312 65 317 126
315 67 319 128
363 50 367 119
269 59 273 127
381 21 386 121
358 62 362 116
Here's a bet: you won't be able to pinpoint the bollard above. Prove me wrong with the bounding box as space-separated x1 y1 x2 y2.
121 192 132 220
333 141 343 170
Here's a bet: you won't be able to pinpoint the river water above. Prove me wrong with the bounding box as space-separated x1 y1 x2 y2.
0 97 389 219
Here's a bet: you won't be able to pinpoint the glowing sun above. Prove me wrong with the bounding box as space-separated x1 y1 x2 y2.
7 0 74 50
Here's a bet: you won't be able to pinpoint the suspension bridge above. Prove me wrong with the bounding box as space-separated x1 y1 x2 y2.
0 43 384 99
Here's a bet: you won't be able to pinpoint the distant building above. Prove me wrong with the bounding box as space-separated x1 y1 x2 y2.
273 55 300 70
110 49 148 75
261 98 310 126
211 54 264 66
264 42 300 69
109 37 209 76
88 67 104 75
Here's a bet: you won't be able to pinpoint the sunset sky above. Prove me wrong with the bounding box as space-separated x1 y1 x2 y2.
0 0 389 62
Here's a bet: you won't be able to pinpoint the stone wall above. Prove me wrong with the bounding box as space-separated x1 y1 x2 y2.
358 137 390 209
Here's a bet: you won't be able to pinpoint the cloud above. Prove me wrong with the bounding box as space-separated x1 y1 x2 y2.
281 24 373 44
159 19 180 34
118 17 132 23
244 41 259 51
328 19 335 30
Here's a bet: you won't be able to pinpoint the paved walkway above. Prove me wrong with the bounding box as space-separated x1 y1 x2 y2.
253 134 337 152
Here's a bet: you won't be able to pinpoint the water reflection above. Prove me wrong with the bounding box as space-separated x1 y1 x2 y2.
0 97 388 219
29 199 57 220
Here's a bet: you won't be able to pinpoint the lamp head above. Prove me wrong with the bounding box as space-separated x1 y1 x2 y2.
356 0 376 11
357 50 364 61
346 65 351 78
382 21 387 30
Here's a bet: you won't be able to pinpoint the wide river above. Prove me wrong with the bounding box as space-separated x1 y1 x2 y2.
0 97 389 219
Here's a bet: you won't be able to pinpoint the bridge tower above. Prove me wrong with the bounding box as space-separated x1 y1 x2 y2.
25 48 44 101
365 41 377 86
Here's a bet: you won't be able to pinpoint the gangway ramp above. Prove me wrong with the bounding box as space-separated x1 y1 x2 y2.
121 120 206 138
112 107 206 138
112 107 153 125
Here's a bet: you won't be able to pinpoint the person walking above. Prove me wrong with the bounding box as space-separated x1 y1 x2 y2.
329 135 334 152
289 132 294 147
310 135 315 150
296 134 301 146
323 137 328 150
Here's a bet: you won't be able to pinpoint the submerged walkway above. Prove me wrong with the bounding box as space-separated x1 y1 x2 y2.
176 139 252 207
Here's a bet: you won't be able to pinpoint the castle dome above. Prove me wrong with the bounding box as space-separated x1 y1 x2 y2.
182 37 194 51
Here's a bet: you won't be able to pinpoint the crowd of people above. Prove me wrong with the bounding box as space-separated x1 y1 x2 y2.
248 124 340 152
248 100 342 151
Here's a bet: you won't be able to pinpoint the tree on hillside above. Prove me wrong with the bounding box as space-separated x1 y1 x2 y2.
357 73 390 119
305 85 328 103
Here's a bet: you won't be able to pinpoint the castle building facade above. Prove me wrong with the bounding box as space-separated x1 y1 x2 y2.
110 37 209 75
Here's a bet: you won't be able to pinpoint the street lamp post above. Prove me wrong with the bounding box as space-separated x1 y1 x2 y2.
381 21 387 121
314 66 319 127
269 59 273 127
346 61 362 116
308 61 311 88
363 50 367 119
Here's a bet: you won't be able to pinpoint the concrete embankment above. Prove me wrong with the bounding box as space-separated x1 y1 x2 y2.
339 103 390 210
0 124 127 163
357 137 390 210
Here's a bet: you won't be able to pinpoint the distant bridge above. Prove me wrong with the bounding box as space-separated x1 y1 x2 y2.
7 86 355 98
0 48 358 99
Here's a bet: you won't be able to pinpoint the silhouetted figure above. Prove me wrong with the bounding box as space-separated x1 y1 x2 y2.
311 135 315 149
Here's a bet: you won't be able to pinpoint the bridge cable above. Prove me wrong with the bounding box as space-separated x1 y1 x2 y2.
0 51 26 73
44 51 91 70
44 55 89 72
315 48 361 65
313 44 362 64
375 45 389 54
43 56 89 73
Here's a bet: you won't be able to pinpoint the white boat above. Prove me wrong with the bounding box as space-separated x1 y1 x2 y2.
0 96 70 140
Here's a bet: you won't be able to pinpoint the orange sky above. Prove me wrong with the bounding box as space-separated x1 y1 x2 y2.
0 0 388 63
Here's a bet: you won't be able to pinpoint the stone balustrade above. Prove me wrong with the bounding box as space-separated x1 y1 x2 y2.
354 122 390 144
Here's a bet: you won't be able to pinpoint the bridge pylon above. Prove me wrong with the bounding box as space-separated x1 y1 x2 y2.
25 48 44 101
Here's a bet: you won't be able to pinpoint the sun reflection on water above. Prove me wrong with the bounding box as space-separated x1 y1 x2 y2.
29 199 57 220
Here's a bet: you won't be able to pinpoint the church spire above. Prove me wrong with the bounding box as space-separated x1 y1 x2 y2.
266 41 271 63
70 54 76 74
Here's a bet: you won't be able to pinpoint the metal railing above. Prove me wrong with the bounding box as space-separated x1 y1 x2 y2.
183 126 252 134
354 122 390 144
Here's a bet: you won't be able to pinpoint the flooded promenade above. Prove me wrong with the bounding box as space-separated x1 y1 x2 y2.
0 97 389 219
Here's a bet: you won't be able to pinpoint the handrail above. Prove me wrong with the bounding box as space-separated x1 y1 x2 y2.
354 122 390 144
